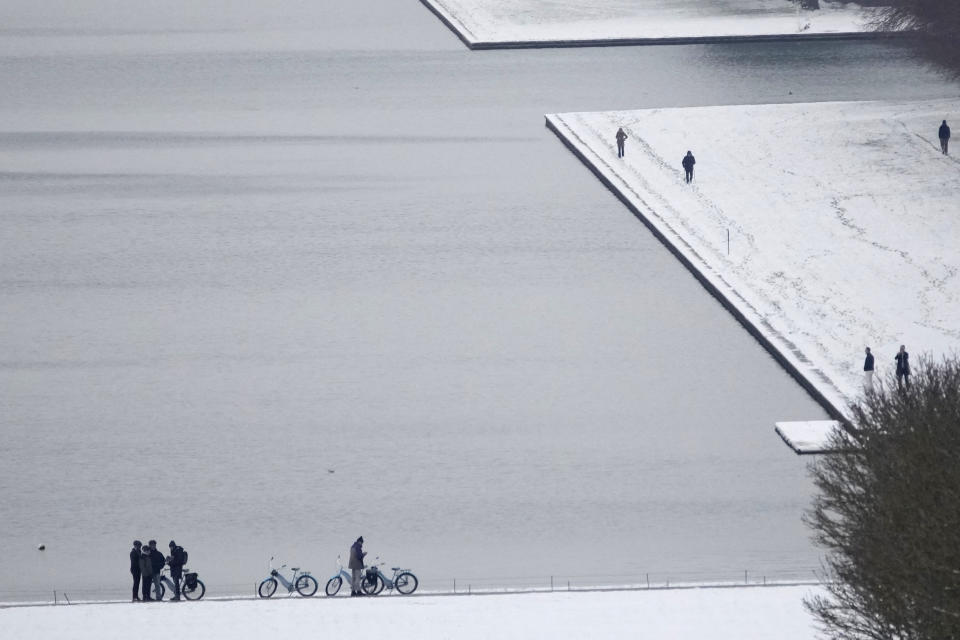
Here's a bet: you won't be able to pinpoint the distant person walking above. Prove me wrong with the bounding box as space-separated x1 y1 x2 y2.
939 120 951 155
349 536 366 597
895 345 911 390
863 347 874 392
616 127 628 158
682 151 696 183
130 540 142 602
139 545 155 601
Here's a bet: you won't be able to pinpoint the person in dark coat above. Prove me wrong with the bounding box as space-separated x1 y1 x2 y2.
130 540 142 602
615 127 628 158
139 545 155 601
167 540 186 601
895 345 910 390
682 151 696 183
348 536 366 596
863 347 875 391
939 120 951 155
148 540 165 600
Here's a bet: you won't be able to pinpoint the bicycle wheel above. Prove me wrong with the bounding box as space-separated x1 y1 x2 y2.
182 579 206 601
394 572 418 595
361 573 384 596
325 576 343 596
295 575 318 597
258 578 278 598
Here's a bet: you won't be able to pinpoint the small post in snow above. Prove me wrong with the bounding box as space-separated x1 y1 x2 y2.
550 576 554 592
646 573 650 589
744 570 748 585
53 590 57 605
63 593 71 605
727 229 730 255
453 578 456 594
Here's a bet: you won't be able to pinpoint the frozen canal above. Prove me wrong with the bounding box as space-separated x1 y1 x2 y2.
0 0 954 601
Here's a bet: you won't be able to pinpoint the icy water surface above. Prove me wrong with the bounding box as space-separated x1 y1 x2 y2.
1 1 955 600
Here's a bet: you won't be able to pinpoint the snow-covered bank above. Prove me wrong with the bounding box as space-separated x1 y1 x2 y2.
0 585 820 639
421 0 882 48
547 100 960 415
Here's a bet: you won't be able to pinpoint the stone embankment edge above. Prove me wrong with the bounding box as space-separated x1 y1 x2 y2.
418 0 896 50
544 114 849 424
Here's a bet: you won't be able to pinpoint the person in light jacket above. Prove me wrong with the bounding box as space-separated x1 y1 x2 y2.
349 536 366 596
139 545 155 601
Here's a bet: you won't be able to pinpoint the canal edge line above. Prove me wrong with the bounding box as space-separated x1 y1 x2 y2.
544 113 849 423
419 0 899 51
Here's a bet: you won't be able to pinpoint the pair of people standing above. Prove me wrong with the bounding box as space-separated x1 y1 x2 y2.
130 539 187 601
613 128 697 184
862 345 910 391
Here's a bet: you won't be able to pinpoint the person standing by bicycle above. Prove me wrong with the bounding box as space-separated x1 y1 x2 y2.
349 536 366 597
147 540 165 600
167 540 187 601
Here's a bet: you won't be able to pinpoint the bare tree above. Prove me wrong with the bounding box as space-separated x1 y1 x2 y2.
870 0 960 77
805 356 960 640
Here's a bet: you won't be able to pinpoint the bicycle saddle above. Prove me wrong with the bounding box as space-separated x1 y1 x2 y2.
391 567 401 571
291 567 300 572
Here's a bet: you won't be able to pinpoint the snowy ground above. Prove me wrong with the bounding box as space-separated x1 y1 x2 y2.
422 0 881 47
547 100 960 414
0 585 821 639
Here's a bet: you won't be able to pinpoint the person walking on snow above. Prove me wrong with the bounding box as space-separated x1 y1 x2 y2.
615 127 628 158
130 540 143 602
895 345 911 390
863 347 874 392
939 120 951 155
682 151 696 183
349 536 367 596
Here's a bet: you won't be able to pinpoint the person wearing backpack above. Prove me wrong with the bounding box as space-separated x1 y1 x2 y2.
167 540 187 601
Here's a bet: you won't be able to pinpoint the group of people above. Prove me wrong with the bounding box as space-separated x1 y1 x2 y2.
613 119 951 182
129 539 188 602
863 345 912 392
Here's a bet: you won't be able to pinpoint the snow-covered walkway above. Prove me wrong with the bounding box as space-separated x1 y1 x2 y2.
422 0 881 48
547 100 960 415
0 585 820 639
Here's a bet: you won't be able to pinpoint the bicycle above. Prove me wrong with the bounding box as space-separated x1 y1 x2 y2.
150 566 206 601
258 557 318 598
324 555 354 596
359 557 418 596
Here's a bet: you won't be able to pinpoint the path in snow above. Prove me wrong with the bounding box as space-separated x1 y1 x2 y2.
0 584 821 640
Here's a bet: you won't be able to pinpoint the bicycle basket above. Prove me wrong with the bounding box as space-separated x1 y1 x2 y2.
365 568 378 581
185 573 199 588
